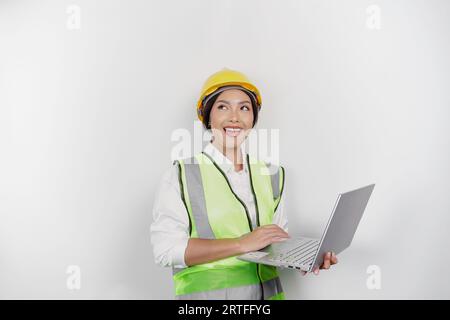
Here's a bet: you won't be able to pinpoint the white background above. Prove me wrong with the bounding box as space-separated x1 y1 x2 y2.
1 0 449 299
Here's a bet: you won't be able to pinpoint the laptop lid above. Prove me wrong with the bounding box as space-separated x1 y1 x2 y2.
309 184 375 271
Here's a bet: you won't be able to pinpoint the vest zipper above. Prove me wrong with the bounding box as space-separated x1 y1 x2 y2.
200 152 253 232
245 154 265 300
201 152 265 299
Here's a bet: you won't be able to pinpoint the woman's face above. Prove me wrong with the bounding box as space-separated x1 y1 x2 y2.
209 89 254 150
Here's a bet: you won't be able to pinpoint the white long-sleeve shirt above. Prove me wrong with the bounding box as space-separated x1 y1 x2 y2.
150 142 288 269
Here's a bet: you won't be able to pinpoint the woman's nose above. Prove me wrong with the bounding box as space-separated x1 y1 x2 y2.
229 107 239 122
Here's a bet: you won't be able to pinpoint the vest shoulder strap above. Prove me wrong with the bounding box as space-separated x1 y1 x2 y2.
174 156 216 239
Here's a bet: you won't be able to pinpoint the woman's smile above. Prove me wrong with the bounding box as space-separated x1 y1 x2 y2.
223 126 243 138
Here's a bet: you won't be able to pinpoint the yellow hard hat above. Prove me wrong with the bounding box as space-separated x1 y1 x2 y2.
197 68 262 122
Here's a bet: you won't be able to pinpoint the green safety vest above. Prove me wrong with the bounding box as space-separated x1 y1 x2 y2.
172 151 286 300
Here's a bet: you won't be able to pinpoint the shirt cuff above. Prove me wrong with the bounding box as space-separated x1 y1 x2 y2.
171 238 189 268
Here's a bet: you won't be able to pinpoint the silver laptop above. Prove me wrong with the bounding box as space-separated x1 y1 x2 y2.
237 184 375 272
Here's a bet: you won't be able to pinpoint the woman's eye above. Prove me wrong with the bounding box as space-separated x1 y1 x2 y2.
241 105 250 111
217 105 227 110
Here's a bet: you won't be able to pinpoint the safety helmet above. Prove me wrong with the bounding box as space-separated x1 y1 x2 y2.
196 68 262 123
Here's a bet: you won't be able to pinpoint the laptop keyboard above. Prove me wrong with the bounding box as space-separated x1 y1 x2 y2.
268 239 320 266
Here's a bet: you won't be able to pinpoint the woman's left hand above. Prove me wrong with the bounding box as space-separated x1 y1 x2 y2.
300 252 338 276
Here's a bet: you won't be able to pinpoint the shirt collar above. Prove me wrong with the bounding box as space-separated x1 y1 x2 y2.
203 142 248 174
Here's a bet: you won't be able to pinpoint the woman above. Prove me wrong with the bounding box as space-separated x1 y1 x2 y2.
150 68 338 300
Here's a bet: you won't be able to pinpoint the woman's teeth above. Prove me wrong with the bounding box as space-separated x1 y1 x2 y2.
224 127 242 137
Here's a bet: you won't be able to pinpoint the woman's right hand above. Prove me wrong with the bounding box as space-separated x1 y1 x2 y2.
238 224 290 253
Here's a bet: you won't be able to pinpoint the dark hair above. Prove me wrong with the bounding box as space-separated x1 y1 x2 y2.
201 90 260 130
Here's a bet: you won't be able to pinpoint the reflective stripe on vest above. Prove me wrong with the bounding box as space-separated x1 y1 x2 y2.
172 152 285 300
175 278 284 300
